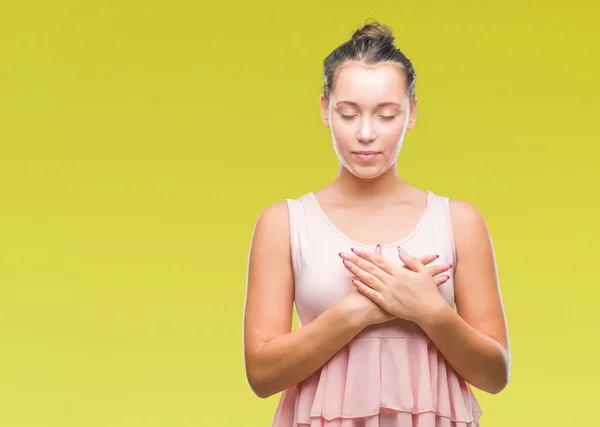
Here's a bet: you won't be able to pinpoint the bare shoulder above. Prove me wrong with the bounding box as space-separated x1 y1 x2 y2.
253 200 291 242
248 199 293 294
447 197 494 279
448 199 489 234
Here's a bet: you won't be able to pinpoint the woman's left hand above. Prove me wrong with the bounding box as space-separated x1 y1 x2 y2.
339 245 450 325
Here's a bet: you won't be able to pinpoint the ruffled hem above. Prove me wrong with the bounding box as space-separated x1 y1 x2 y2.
272 333 482 427
296 411 480 427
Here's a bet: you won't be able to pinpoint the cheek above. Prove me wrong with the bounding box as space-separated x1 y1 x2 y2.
383 120 409 144
391 126 406 141
331 121 354 146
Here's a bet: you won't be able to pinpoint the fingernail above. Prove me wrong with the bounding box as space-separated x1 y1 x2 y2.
376 244 381 253
397 245 407 255
339 252 351 260
434 254 440 259
448 264 453 269
351 247 362 255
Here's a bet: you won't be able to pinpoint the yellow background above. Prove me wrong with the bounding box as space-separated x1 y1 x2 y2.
1 1 598 426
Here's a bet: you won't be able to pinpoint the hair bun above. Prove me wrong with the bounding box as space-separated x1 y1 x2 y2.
351 20 394 41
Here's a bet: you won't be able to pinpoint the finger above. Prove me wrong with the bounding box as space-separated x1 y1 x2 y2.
403 254 439 270
397 245 426 273
342 260 386 292
352 278 387 307
427 262 453 277
349 246 394 275
339 249 391 280
434 274 450 286
419 254 440 266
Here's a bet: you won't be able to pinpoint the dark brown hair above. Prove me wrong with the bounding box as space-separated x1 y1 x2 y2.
322 19 416 103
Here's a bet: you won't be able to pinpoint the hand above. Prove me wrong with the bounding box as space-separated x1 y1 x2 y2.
339 245 451 325
339 284 395 327
339 246 450 327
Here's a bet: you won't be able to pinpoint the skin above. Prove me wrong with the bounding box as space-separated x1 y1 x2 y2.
243 60 510 399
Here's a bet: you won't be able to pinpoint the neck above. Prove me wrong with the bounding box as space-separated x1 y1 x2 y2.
331 163 409 202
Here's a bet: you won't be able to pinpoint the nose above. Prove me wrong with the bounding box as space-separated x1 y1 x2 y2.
356 118 376 143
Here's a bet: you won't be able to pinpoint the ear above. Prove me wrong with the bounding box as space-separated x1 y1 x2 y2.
407 97 418 130
320 94 330 128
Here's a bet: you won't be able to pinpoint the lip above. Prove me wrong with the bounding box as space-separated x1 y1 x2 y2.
353 151 380 155
352 151 381 163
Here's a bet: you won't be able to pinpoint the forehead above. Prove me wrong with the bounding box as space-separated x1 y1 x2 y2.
332 61 407 105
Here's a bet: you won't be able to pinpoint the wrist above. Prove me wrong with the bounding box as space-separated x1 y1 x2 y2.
336 303 370 332
416 299 454 331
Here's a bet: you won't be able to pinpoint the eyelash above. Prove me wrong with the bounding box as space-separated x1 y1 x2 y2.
341 115 397 121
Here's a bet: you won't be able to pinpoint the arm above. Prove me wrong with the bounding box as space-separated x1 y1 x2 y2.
243 201 367 399
417 200 511 394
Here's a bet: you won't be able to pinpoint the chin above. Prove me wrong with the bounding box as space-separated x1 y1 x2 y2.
353 171 386 181
346 163 388 180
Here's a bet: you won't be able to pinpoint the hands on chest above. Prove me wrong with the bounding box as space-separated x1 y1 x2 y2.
337 245 453 327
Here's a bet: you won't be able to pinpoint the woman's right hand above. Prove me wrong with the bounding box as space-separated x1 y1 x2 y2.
340 251 452 328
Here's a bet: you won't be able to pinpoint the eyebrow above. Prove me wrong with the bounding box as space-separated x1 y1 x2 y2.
335 101 402 108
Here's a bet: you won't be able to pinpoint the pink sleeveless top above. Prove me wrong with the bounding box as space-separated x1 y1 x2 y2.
271 190 483 427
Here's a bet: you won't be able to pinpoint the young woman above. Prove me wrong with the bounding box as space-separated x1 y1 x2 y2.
243 20 510 427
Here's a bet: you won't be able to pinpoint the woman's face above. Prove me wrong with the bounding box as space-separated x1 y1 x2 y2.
320 61 417 180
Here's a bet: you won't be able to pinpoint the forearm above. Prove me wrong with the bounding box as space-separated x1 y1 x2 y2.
247 304 364 398
418 304 510 394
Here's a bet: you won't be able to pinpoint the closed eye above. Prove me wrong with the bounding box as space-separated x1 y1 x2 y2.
340 114 397 121
380 115 397 121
